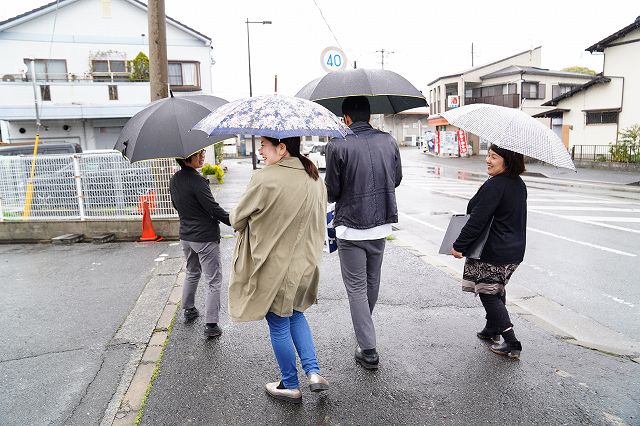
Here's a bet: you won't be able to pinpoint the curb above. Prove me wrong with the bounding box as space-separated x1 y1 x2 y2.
100 263 184 426
391 235 640 361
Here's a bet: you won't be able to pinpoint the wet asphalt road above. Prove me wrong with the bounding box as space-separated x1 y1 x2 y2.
397 148 640 343
141 159 640 426
0 241 180 426
141 237 640 425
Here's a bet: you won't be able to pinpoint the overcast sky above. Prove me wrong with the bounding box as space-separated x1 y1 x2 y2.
1 0 638 101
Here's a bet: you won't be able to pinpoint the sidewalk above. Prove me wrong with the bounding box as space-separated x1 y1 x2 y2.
138 159 640 425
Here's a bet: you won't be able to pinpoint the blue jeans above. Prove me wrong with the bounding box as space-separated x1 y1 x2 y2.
265 310 320 389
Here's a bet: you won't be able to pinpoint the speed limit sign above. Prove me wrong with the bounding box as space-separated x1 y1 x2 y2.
321 46 347 72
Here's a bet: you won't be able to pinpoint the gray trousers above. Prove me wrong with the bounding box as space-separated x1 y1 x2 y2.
337 238 386 350
181 240 222 324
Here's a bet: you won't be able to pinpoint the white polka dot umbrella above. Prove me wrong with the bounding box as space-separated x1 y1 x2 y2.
441 103 576 170
192 95 352 139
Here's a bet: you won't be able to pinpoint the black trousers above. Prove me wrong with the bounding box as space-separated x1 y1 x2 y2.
479 292 513 333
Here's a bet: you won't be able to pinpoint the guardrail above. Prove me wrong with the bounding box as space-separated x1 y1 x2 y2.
0 152 178 221
571 144 640 163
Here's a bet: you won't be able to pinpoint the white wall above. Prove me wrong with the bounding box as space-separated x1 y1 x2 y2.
560 77 623 146
602 28 640 131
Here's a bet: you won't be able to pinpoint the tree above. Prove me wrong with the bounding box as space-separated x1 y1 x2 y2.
609 124 640 163
561 66 597 76
129 52 150 82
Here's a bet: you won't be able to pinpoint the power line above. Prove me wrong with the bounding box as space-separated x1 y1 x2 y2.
376 48 394 69
311 0 342 49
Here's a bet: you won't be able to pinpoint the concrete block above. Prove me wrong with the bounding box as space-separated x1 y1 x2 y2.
148 331 168 347
92 233 115 243
51 233 84 244
141 345 163 364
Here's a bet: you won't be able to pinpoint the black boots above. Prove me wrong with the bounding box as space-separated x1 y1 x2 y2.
490 328 522 359
476 327 501 344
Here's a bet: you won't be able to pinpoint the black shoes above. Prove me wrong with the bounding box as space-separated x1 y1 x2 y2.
355 347 379 370
184 307 199 322
477 327 501 344
490 341 522 359
204 323 222 338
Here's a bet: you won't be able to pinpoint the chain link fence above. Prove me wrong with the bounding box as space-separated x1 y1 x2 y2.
0 152 178 221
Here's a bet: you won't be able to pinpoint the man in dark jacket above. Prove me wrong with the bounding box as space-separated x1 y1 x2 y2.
170 149 230 338
325 96 402 369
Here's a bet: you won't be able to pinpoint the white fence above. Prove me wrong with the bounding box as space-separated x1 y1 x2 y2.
0 152 178 221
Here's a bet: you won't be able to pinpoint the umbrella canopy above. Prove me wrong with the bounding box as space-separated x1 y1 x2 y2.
441 103 576 170
114 94 233 162
295 68 427 115
192 95 352 139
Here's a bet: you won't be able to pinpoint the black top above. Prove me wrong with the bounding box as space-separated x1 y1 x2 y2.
169 167 230 242
453 173 527 265
325 121 402 229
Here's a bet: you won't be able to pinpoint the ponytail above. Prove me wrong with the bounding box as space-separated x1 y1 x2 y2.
264 136 320 180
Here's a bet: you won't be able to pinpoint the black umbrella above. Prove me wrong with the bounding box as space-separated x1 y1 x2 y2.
114 93 232 162
295 68 427 115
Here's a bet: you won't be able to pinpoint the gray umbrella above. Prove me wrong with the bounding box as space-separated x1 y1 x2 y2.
295 68 427 115
114 94 232 162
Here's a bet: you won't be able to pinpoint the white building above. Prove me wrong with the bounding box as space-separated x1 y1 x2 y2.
0 0 214 150
426 47 594 154
535 16 640 148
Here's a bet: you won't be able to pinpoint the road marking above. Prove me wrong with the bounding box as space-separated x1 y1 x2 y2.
564 216 640 223
530 209 640 234
528 227 636 257
400 211 637 256
399 212 446 232
529 206 640 212
602 293 636 308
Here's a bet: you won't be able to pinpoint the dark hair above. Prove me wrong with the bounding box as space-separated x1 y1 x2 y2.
176 150 203 168
341 96 371 123
489 144 525 176
264 136 319 180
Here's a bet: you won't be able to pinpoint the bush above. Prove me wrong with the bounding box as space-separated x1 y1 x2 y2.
201 163 224 184
609 124 640 163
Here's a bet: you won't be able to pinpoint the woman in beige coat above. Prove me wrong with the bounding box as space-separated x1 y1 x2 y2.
229 136 329 404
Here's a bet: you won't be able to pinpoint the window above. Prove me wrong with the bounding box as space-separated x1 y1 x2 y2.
168 61 201 91
92 59 130 82
552 84 579 99
24 59 67 81
522 82 545 99
586 111 619 125
40 85 51 101
108 85 118 100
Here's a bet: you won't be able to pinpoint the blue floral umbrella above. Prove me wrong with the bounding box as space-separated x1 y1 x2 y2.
192 95 352 139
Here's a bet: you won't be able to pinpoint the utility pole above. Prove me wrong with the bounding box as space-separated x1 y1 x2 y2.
148 0 168 101
376 48 394 69
274 74 278 94
471 42 474 67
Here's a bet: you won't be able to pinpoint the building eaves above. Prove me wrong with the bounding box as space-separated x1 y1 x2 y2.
427 46 541 87
542 76 611 106
586 16 640 52
480 65 594 81
0 0 212 43
532 108 569 118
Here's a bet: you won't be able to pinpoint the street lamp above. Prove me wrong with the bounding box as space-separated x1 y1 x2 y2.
246 19 272 170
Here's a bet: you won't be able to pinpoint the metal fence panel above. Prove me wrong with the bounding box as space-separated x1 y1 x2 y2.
571 145 639 163
0 152 178 221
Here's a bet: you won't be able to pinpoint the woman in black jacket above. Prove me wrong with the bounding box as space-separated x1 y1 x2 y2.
451 145 527 359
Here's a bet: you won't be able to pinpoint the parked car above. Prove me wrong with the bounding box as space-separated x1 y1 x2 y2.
307 142 327 170
0 142 82 156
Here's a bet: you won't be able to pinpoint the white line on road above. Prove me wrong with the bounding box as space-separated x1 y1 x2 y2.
529 206 640 212
530 209 640 234
400 211 637 257
528 227 636 257
399 212 446 232
564 216 640 223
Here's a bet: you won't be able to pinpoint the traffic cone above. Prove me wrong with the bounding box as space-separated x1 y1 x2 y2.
140 199 163 242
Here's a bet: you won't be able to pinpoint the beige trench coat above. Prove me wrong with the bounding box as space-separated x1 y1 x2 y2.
228 156 327 322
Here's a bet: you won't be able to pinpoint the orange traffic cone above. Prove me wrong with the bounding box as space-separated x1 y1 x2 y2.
140 200 163 242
